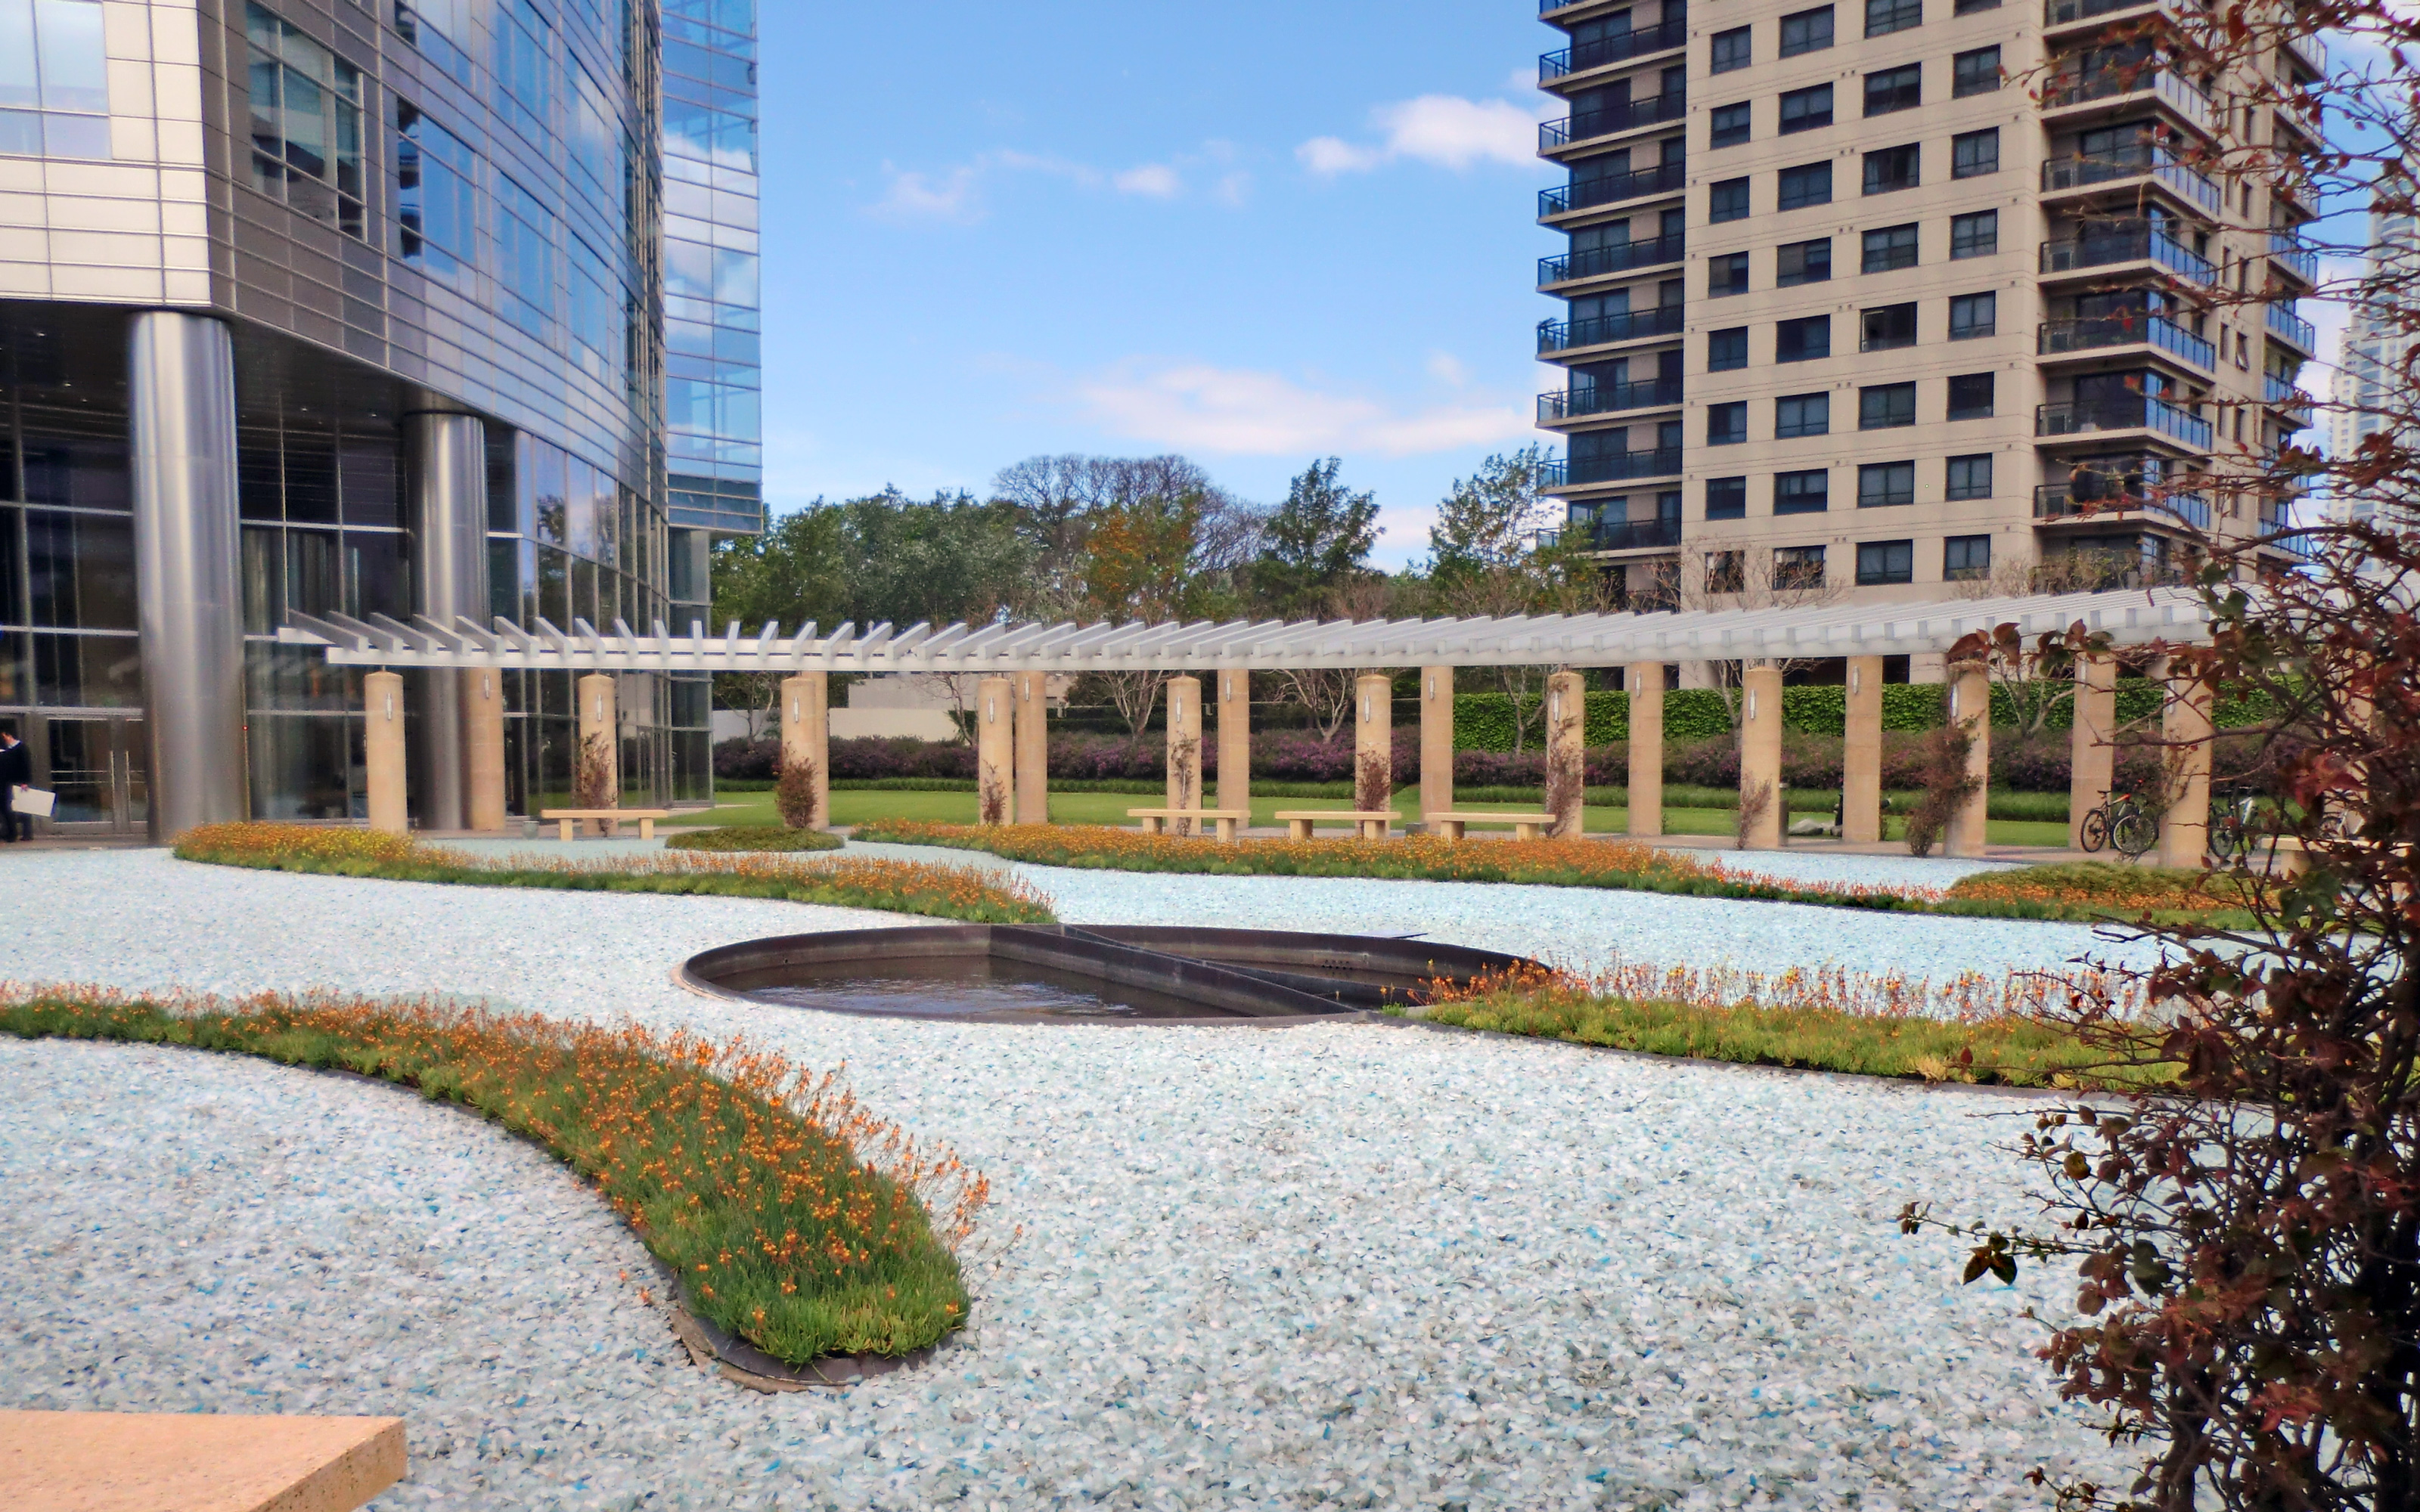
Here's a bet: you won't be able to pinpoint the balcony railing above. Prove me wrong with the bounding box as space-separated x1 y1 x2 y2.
2285 29 2325 75
2035 482 2212 531
1540 446 1686 488
2266 302 2317 351
2037 395 2214 448
1537 305 1685 353
1541 93 1687 150
1540 160 1688 217
2043 69 2214 133
1540 379 1684 422
2040 146 2220 212
1539 17 1689 79
2037 314 2214 368
2039 228 2214 282
2268 233 2319 284
2043 0 2204 23
2265 374 2315 426
1540 231 1686 284
1587 516 1684 551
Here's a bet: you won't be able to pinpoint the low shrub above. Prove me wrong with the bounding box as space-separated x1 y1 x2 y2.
667 826 844 854
175 823 1053 924
0 988 983 1361
1945 861 2254 920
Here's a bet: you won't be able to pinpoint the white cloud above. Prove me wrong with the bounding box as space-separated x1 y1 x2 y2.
1113 163 1182 198
870 163 982 224
1426 351 1470 386
1076 361 1534 457
871 148 1220 221
1298 94 1540 176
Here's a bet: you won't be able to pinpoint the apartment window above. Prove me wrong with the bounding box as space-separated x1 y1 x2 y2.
1862 222 1919 272
1860 382 1917 429
1864 64 1921 116
1953 45 2001 97
1944 533 1992 580
1863 144 1920 194
1711 177 1750 222
1774 544 1828 588
1711 25 1752 72
1861 303 1917 350
398 103 479 275
1711 102 1751 147
1857 461 1916 507
1708 401 1748 445
1779 5 1835 55
246 3 366 234
1776 392 1830 438
1708 327 1748 370
1950 209 1998 259
1706 476 1748 519
1780 84 1834 134
1953 0 2000 12
1777 314 1831 362
1777 161 1832 210
1706 550 1746 593
1857 539 1915 585
0 0 110 160
1952 128 2000 179
1776 237 1832 286
1775 472 1830 516
1947 372 1994 419
1945 453 1993 500
1710 252 1750 296
1948 291 1996 339
1865 0 1922 36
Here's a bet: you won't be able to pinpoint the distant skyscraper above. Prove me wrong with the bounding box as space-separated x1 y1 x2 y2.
2325 182 2416 528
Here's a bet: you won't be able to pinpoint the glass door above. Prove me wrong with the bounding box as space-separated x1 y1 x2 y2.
38 716 147 835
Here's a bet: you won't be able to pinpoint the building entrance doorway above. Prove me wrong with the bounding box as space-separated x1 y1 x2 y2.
36 714 148 836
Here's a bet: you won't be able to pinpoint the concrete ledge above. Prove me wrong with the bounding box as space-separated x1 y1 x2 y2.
0 1410 405 1512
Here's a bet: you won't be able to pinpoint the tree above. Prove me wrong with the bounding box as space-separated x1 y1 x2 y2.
1428 445 1554 583
1252 457 1380 614
991 454 1249 612
1653 547 1851 730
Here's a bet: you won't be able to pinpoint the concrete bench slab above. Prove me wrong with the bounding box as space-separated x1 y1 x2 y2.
540 807 673 841
1127 807 1250 841
1270 810 1397 841
0 1409 405 1512
1425 812 1556 842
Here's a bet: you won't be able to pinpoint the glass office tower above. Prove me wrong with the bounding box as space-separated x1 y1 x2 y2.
0 0 742 838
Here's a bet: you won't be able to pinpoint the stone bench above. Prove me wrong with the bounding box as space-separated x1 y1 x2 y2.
1127 807 1249 841
1271 809 1397 841
1425 811 1556 842
539 807 673 841
0 1408 405 1512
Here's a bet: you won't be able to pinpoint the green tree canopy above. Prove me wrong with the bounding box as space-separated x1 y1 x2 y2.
1252 457 1381 614
1427 445 1554 584
711 489 1029 634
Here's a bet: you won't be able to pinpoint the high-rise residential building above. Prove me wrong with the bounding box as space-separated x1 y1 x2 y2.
2325 181 2415 528
1534 0 2319 615
0 0 759 840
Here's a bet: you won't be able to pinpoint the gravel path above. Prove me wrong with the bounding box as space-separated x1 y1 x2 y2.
1 851 2136 1508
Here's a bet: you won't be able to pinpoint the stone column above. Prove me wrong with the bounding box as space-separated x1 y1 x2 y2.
464 668 507 831
2069 652 2116 853
779 673 827 829
1738 665 1785 850
1354 673 1392 821
1544 670 1587 840
1842 655 1885 844
1947 662 1991 858
1015 669 1050 824
1626 662 1663 838
1164 675 1202 834
976 675 1013 826
1216 668 1250 818
1419 665 1454 833
365 670 408 835
576 672 617 833
129 311 245 841
405 411 487 832
2159 669 2214 869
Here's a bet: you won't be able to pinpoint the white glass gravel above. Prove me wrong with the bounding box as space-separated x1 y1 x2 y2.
0 851 2141 1508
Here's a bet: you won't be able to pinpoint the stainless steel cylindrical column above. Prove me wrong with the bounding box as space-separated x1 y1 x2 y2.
405 411 488 832
129 311 246 841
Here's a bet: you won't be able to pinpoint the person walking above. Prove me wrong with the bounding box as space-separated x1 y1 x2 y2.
0 729 29 842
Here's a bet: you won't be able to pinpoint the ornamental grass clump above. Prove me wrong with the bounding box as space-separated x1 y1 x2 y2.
0 987 985 1361
666 825 844 854
175 822 1053 923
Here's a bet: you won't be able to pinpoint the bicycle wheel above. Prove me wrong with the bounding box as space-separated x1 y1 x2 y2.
2112 809 2158 859
2209 812 2245 862
2079 808 2109 853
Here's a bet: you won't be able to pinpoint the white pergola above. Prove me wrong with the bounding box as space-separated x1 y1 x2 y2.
276 584 2212 672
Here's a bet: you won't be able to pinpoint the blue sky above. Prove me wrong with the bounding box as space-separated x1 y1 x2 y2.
756 1 1568 568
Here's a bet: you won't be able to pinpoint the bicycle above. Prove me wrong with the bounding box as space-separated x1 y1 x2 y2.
2079 790 2158 859
2208 788 2263 863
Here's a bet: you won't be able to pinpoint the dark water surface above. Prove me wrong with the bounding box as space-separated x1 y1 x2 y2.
738 958 1230 1021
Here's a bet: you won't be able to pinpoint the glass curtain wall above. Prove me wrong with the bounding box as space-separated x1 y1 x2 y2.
659 0 760 536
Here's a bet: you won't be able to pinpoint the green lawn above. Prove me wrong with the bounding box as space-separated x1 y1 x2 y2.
700 788 2069 849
